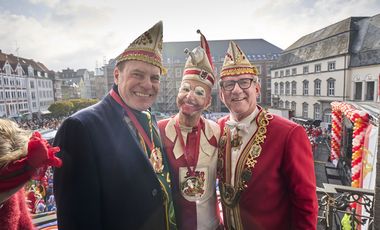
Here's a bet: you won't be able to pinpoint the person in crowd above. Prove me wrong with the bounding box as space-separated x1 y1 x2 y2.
53 21 177 229
158 31 222 230
217 41 318 229
0 119 61 230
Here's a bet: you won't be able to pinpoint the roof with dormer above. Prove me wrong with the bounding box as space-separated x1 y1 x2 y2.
0 51 50 77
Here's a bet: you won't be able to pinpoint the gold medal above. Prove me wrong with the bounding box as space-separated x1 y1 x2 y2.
231 132 242 149
181 175 205 197
150 147 164 173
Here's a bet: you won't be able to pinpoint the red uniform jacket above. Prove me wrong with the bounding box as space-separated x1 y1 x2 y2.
218 108 318 230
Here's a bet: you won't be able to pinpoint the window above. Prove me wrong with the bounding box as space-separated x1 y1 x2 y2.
285 82 290 95
303 80 309 95
324 111 332 123
279 100 284 108
302 102 308 118
291 101 296 111
266 79 271 90
267 65 272 76
274 82 279 95
328 61 336 71
327 78 335 96
256 65 261 74
366 81 375 100
280 70 284 77
315 64 321 72
292 68 297 75
16 64 23 76
280 82 284 95
291 81 297 95
4 62 11 75
314 104 321 120
175 68 182 78
303 66 309 74
274 71 278 78
285 101 290 109
314 79 321 96
28 66 34 77
30 81 35 88
285 69 290 76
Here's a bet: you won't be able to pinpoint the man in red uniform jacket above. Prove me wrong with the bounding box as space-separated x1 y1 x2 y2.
217 41 318 230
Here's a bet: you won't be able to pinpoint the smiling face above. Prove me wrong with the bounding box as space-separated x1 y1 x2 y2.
176 79 211 118
114 60 161 111
219 74 260 121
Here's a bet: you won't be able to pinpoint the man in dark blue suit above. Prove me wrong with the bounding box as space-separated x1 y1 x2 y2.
53 21 177 230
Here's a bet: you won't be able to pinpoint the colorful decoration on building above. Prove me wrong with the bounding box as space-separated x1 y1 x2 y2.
330 102 370 189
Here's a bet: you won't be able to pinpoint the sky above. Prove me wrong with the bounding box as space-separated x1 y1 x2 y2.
0 0 379 72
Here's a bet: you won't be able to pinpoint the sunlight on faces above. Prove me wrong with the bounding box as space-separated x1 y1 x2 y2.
114 60 161 111
219 74 260 121
176 80 211 117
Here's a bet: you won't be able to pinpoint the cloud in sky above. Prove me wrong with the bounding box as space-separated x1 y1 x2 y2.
0 0 379 71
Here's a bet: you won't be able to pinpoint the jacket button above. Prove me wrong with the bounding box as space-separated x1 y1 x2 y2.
152 188 158 196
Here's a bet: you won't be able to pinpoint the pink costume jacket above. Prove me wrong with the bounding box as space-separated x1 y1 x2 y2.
158 116 221 230
218 107 318 230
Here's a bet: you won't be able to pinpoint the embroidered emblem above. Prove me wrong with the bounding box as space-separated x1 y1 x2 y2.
199 70 208 79
181 171 205 197
180 167 208 201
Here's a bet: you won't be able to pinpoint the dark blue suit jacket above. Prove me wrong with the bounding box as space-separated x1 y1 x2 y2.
53 94 167 230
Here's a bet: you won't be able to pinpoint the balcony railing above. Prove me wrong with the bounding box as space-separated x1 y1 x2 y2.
317 183 374 229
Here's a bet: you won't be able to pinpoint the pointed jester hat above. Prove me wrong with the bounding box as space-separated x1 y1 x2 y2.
220 41 258 78
116 21 166 75
182 30 215 89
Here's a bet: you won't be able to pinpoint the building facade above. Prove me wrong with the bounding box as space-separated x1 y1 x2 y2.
0 51 55 119
271 14 380 124
155 39 282 113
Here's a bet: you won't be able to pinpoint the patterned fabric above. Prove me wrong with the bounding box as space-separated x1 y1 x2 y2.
134 111 177 229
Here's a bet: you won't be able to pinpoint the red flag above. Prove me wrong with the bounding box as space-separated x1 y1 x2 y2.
197 30 214 71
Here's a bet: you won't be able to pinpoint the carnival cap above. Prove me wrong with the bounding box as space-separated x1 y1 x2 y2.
220 41 258 78
182 30 215 88
115 21 166 75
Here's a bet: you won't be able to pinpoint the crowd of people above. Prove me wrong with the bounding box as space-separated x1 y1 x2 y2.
16 117 63 131
301 125 331 150
25 167 56 214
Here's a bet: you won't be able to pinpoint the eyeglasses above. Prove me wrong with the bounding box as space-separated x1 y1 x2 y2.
219 78 256 91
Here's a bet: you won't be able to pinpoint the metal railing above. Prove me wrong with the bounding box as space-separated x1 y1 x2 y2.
317 183 374 229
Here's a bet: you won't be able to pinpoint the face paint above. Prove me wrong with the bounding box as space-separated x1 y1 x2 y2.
177 80 211 116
